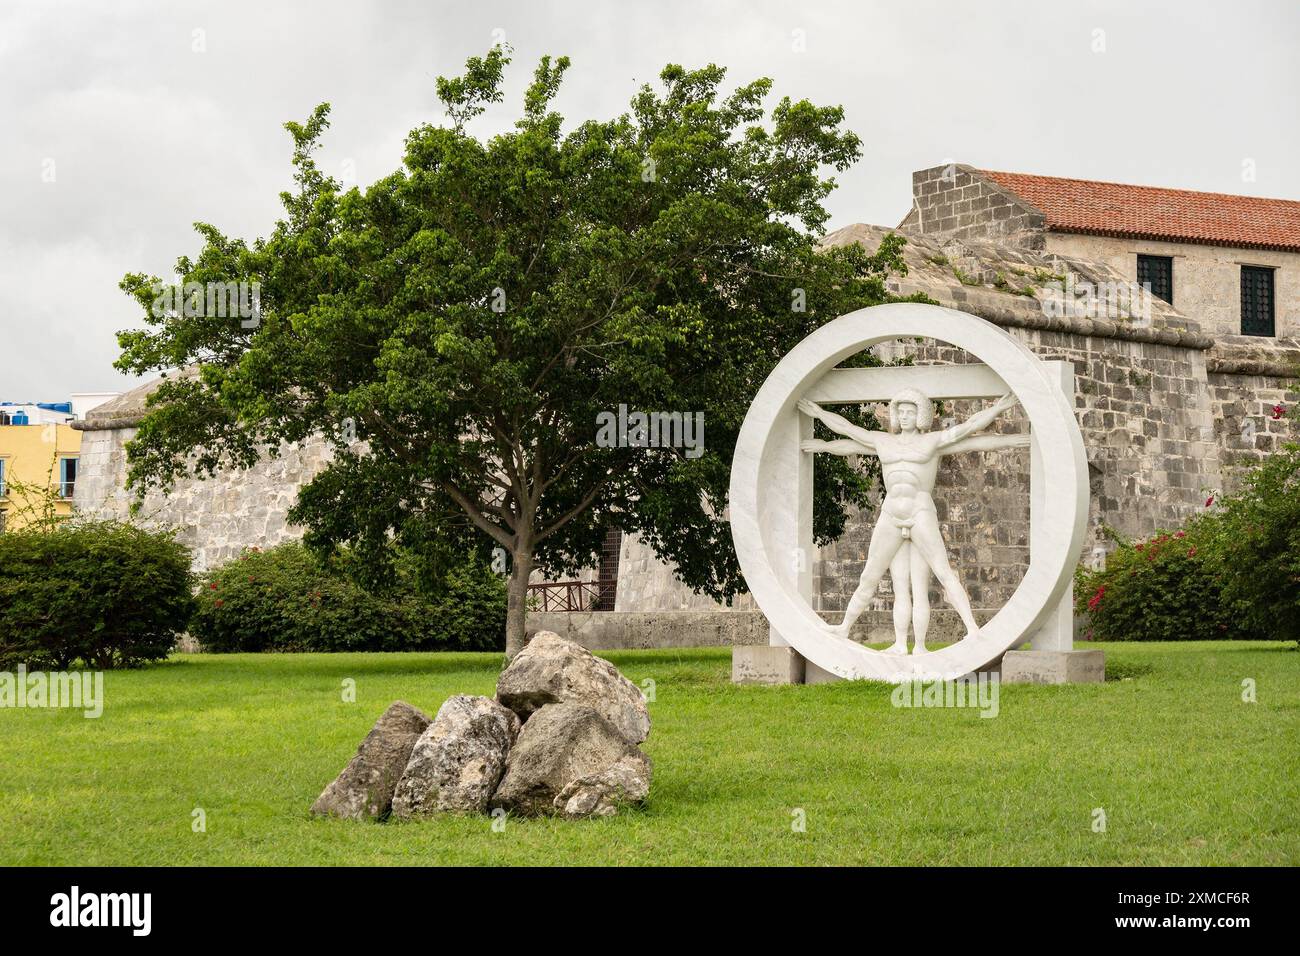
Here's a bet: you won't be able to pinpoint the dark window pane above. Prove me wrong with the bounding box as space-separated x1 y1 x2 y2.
1137 254 1173 305
59 457 78 499
1240 266 1275 337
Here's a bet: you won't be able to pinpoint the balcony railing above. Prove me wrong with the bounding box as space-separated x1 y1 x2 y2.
527 580 616 612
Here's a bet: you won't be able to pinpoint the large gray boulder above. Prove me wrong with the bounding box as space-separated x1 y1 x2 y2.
554 752 652 819
496 631 650 745
310 701 430 820
391 695 521 817
490 703 650 817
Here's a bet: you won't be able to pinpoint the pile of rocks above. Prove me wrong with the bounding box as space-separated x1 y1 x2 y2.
310 632 652 820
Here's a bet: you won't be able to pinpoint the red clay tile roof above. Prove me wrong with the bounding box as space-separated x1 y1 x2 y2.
981 169 1300 253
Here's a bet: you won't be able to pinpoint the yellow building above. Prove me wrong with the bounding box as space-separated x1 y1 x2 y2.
0 423 81 531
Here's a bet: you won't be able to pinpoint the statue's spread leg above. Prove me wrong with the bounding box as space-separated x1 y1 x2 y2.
909 510 981 640
887 543 912 655
909 543 932 653
828 519 903 640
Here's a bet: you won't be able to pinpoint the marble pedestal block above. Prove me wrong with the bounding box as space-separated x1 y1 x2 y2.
1000 649 1105 684
732 645 805 685
803 659 839 685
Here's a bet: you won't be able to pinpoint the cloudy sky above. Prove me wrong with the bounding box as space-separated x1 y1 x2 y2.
3 0 1297 400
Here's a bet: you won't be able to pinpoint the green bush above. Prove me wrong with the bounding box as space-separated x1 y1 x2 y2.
0 520 195 668
189 542 505 652
1074 521 1249 642
431 557 510 652
1077 444 1300 643
1212 443 1300 643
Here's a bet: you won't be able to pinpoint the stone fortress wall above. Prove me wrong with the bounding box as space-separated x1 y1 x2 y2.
71 376 335 571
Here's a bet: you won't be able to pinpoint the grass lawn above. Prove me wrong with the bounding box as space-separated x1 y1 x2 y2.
1 641 1296 866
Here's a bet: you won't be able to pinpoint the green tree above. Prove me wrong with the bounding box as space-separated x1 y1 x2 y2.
116 49 909 655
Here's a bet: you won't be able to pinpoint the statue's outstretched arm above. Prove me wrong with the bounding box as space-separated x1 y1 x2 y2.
944 433 1030 453
797 399 879 452
936 392 1017 448
801 438 871 456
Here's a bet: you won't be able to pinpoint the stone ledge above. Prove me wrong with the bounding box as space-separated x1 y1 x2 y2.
528 608 1002 651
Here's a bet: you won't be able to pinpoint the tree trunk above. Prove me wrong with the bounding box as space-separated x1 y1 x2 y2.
504 545 534 659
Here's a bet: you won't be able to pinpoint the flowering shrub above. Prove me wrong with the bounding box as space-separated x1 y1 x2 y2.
1077 443 1300 643
190 543 504 652
1074 522 1249 642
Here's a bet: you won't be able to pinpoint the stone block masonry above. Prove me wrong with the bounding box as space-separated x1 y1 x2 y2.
74 417 333 571
899 164 1046 248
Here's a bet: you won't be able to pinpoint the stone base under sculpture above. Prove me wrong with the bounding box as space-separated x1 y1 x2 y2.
732 645 1105 685
732 645 805 685
1000 649 1104 684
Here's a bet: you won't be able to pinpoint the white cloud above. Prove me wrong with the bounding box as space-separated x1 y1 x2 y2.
1 0 1297 398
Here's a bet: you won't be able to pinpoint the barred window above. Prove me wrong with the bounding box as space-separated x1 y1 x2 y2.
1240 266 1275 337
1137 254 1173 305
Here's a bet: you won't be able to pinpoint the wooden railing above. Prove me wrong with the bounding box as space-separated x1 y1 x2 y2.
527 580 616 612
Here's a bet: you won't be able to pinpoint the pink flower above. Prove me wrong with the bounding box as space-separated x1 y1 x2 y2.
1271 404 1285 420
1205 496 1214 507
1188 547 1197 558
209 582 218 590
1087 585 1106 612
1174 530 1186 539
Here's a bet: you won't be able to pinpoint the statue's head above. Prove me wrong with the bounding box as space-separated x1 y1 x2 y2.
889 387 934 432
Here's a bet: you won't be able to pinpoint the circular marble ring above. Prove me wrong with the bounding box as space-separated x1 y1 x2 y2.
728 302 1088 682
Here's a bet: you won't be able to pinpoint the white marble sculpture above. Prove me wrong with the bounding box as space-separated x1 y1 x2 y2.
728 302 1089 683
798 389 1027 653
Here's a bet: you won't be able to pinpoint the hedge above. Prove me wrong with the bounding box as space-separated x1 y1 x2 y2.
189 542 504 652
0 520 195 668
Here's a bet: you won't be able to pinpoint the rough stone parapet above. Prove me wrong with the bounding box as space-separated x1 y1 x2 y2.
821 223 1212 348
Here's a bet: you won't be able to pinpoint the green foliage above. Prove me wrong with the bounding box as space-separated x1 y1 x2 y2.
0 520 194 668
1212 443 1300 644
432 558 512 652
1078 444 1300 643
1074 524 1246 642
189 542 504 653
114 49 907 651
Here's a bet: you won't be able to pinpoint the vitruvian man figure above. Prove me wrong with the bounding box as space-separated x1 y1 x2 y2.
798 388 1026 653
